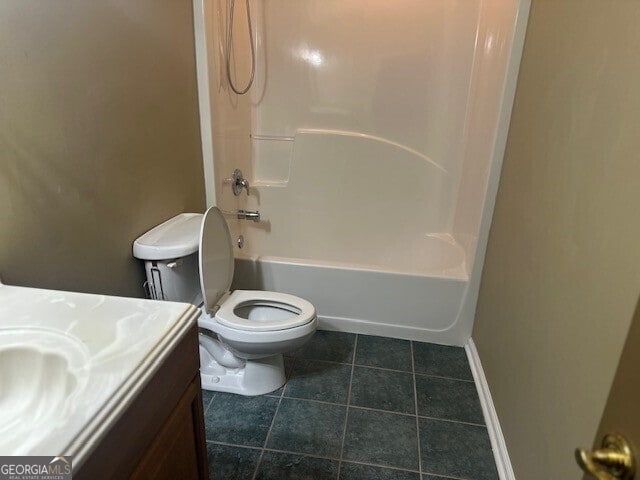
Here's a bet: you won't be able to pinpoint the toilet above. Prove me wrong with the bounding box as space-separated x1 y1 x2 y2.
133 207 317 396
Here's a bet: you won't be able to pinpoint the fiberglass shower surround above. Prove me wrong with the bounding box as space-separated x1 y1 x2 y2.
200 0 525 345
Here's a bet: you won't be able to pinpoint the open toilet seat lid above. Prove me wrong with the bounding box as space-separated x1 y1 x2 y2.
199 207 235 315
215 290 316 332
199 207 317 332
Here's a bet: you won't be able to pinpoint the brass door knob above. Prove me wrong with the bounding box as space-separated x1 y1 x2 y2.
576 433 636 480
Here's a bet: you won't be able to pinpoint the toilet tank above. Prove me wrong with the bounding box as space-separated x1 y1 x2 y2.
133 214 204 305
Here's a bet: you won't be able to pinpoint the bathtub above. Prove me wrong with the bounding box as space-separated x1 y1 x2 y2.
231 233 472 345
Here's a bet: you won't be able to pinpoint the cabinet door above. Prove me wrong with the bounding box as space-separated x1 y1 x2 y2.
131 376 208 480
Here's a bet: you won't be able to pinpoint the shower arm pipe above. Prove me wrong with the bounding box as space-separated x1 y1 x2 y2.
226 0 256 95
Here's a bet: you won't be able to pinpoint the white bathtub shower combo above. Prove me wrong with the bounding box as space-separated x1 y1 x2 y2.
193 0 530 345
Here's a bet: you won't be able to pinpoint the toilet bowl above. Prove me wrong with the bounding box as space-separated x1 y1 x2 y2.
133 207 317 396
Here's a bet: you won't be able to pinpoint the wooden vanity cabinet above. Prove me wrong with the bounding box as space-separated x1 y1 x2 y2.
75 324 208 480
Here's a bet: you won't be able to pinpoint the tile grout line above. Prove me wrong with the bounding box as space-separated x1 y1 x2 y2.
350 404 413 418
353 363 413 374
413 372 476 383
287 357 351 368
410 341 423 477
336 334 358 480
289 355 474 382
418 415 487 428
207 440 261 450
206 440 426 475
278 395 347 408
421 471 473 480
203 392 216 415
336 457 420 475
261 393 488 426
249 356 295 480
275 396 412 417
271 394 487 428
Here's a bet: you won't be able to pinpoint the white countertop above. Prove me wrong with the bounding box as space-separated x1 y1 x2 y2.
0 283 199 468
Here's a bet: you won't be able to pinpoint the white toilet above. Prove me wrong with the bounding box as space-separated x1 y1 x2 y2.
133 207 317 396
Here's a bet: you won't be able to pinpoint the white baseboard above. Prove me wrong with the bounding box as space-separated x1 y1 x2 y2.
465 338 515 480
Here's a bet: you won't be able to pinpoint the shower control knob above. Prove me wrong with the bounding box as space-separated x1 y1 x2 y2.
227 169 250 196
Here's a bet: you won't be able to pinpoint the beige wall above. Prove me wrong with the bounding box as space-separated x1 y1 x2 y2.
473 1 640 479
0 1 206 297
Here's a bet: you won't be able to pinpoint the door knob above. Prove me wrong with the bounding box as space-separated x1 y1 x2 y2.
576 433 636 480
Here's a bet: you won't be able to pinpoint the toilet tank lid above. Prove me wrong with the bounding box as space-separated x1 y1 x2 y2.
133 213 203 260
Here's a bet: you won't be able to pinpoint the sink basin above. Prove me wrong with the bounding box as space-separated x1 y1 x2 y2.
0 283 197 466
0 327 89 455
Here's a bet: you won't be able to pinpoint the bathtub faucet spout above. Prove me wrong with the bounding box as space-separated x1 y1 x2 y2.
237 209 260 222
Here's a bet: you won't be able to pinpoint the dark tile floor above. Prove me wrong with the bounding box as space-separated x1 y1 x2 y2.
202 331 498 480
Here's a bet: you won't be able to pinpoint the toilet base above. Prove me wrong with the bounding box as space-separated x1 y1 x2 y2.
200 352 286 396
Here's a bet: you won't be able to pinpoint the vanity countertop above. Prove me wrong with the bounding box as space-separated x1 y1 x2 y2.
0 283 199 468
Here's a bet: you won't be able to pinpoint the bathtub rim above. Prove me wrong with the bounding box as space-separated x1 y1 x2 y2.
234 252 469 281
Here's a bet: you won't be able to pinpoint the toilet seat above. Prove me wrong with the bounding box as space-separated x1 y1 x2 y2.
199 207 316 335
215 290 316 332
